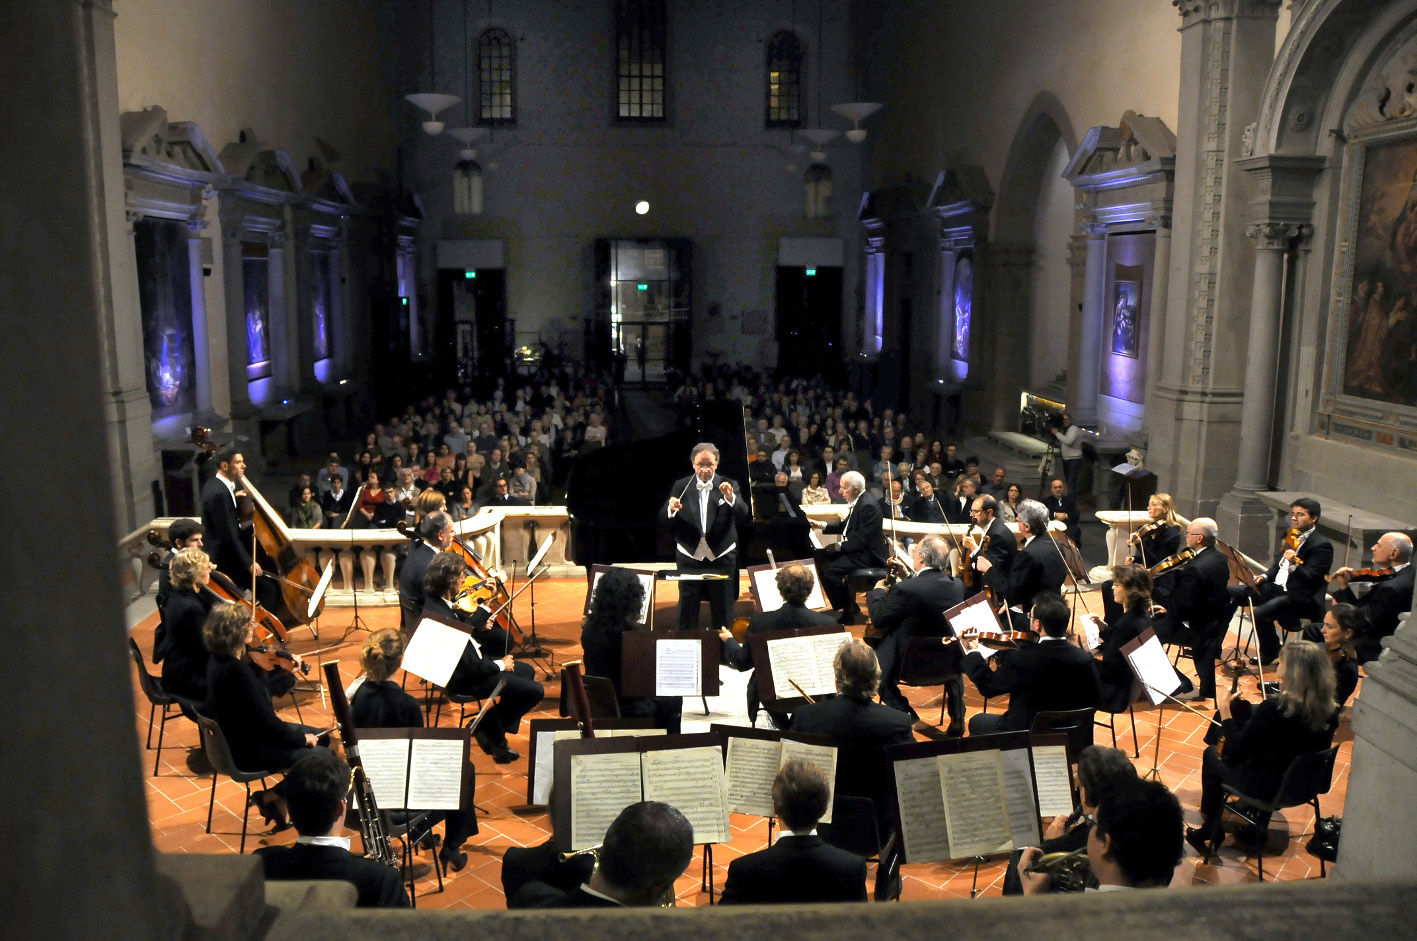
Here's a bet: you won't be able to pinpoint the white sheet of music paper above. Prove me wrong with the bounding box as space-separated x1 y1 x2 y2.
1032 745 1074 818
532 728 666 806
570 750 644 850
400 617 472 688
767 636 817 699
779 739 837 824
1126 635 1184 705
1080 615 1101 652
655 639 703 696
950 595 1003 640
406 739 465 809
642 747 731 844
809 633 849 687
893 755 953 863
751 565 829 612
724 736 780 818
355 738 410 810
998 747 1042 847
308 560 336 619
938 750 1014 858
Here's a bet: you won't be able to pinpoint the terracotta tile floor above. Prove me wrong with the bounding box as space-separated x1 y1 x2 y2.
129 580 1349 905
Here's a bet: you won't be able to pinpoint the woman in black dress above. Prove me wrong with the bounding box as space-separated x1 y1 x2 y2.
158 547 215 704
1187 639 1339 855
580 568 682 734
1309 603 1364 708
350 629 478 871
204 603 330 827
1101 492 1183 623
1088 564 1152 715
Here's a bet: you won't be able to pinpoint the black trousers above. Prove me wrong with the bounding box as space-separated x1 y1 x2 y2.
817 548 869 617
455 662 543 744
675 552 737 630
869 616 964 727
1228 582 1310 663
1154 617 1224 697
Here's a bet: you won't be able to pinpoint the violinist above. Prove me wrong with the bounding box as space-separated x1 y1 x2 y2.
200 448 259 590
961 592 1100 736
399 511 453 634
350 629 478 871
1301 604 1363 708
1186 640 1338 857
1089 564 1152 715
1151 518 1231 701
1330 532 1413 662
157 547 216 704
1227 498 1333 667
961 495 1018 586
865 536 965 734
977 501 1065 616
1099 493 1181 623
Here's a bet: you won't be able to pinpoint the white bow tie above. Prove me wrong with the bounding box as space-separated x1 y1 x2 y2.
697 481 713 491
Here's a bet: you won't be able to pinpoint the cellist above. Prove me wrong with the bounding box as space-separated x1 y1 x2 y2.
200 448 260 590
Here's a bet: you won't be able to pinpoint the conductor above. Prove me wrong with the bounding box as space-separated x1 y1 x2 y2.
664 443 750 630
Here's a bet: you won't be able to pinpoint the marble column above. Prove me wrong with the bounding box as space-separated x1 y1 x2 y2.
1073 222 1108 426
1142 216 1172 417
220 224 254 417
268 232 292 391
187 217 213 412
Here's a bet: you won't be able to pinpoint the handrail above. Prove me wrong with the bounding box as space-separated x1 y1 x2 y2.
1095 509 1267 575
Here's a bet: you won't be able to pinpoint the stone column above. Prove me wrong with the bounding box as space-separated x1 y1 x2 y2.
220 221 253 417
268 231 291 390
1143 214 1172 415
329 231 349 377
1064 233 1089 411
187 217 213 412
292 222 316 389
1073 222 1108 426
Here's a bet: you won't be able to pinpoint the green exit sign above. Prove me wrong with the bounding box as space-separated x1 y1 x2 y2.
805 268 817 276
637 283 648 290
464 270 476 279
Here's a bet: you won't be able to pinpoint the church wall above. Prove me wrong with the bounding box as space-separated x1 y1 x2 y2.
407 0 864 371
1028 137 1074 392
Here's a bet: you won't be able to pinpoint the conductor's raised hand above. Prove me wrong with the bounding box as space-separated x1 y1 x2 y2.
668 496 683 514
719 481 734 501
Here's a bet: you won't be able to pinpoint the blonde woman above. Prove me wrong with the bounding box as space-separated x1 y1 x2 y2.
158 547 216 702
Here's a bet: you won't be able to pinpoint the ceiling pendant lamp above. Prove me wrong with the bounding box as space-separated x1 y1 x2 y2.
405 0 460 134
831 102 883 143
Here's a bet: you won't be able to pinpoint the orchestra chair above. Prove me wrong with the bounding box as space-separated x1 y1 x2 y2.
196 716 275 854
432 686 490 728
897 636 964 727
1201 745 1340 881
128 637 188 776
1094 700 1140 758
342 805 444 906
1030 708 1097 805
557 669 622 722
846 568 889 610
820 795 902 901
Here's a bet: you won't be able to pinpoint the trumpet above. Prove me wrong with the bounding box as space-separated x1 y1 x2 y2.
1024 848 1098 893
555 844 676 906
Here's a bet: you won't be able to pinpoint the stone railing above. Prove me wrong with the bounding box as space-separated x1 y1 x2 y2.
1094 511 1267 580
802 505 1044 549
129 507 577 607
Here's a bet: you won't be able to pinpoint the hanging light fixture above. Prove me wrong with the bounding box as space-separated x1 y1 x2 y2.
795 0 836 164
447 128 487 215
405 0 460 134
831 102 883 142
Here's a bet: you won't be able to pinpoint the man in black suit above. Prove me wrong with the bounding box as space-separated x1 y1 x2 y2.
154 519 204 616
518 801 694 908
906 475 947 524
398 511 452 635
1153 517 1234 699
809 470 888 625
945 477 979 524
719 759 867 905
718 562 836 729
664 442 751 630
255 752 410 908
962 592 1100 736
866 535 966 734
201 448 258 589
1227 497 1333 665
978 500 1066 616
1042 477 1081 546
320 474 354 527
1330 532 1414 662
480 476 531 509
962 494 1018 587
790 640 913 818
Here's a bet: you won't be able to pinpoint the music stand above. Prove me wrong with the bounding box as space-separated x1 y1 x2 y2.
337 524 371 642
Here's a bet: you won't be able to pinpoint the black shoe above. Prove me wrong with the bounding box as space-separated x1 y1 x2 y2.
248 790 290 830
944 721 965 738
1185 826 1215 859
417 831 441 853
439 844 468 872
1261 682 1281 697
1248 656 1277 667
493 745 521 764
472 728 497 756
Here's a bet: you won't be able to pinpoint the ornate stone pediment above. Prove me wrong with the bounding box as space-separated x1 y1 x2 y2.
925 165 994 213
120 107 222 178
1063 111 1176 183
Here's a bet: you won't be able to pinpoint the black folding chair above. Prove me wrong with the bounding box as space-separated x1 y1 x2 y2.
898 636 963 726
196 716 275 853
128 637 188 776
1206 746 1340 880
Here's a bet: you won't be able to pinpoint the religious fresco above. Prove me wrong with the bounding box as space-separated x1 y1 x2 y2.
1344 135 1417 408
952 253 972 362
243 255 272 380
135 218 195 419
312 252 331 362
1111 280 1141 358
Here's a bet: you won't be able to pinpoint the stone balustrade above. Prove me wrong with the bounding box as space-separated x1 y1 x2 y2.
1093 510 1266 579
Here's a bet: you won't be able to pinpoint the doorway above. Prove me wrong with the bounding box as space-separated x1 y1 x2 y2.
435 268 507 393
775 265 843 378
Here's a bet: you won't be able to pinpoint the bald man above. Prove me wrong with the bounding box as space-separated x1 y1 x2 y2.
1328 532 1414 662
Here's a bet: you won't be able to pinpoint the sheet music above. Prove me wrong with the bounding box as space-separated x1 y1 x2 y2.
570 751 644 850
998 748 1041 847
1127 634 1183 705
950 596 1002 639
308 560 336 619
406 738 465 809
808 633 849 688
808 528 825 550
893 755 952 863
604 728 665 738
1032 745 1074 818
356 738 410 809
400 617 472 688
938 751 1014 858
779 740 837 824
655 639 703 696
533 728 667 806
750 565 828 612
641 746 731 845
767 636 817 699
1080 616 1101 652
724 736 780 818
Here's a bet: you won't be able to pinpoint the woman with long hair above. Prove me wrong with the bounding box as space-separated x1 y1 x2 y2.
580 568 682 733
999 482 1024 523
1089 564 1153 714
1314 603 1364 708
801 470 831 505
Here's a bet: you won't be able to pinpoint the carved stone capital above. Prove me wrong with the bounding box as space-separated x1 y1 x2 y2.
1174 0 1281 27
1145 213 1172 230
1081 221 1108 238
186 218 211 236
268 231 288 248
1245 221 1310 250
125 208 143 228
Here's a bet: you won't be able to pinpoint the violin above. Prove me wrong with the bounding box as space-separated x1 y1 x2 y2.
1148 547 1196 576
962 627 1039 651
1330 566 1392 584
1127 520 1161 546
730 616 751 644
399 518 525 644
1283 528 1302 552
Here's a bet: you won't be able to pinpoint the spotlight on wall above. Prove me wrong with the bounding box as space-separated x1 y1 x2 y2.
635 200 650 215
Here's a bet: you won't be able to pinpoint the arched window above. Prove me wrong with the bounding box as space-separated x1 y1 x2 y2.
766 31 802 128
616 0 667 121
478 28 516 126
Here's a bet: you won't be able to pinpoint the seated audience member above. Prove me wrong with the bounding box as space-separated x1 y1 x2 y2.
999 483 1024 523
481 476 530 508
1330 531 1413 662
825 457 850 504
801 470 831 506
254 751 410 908
790 640 913 819
321 475 354 527
1019 778 1183 893
287 473 313 512
1303 603 1364 707
946 476 978 524
719 760 867 905
508 461 537 503
290 485 323 529
1043 477 1081 546
449 484 478 522
982 466 1009 499
516 802 694 908
1187 639 1339 856
961 591 1101 736
582 567 682 733
316 456 349 495
1004 745 1139 895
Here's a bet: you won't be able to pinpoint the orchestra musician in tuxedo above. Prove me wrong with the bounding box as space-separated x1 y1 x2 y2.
423 551 544 763
1152 518 1233 700
1329 531 1414 662
399 510 451 634
961 592 1100 736
718 562 835 730
200 448 258 590
154 518 204 616
254 751 410 908
977 500 1066 616
156 547 216 704
719 759 867 905
663 442 750 631
809 470 888 626
1227 497 1333 666
1100 493 1182 624
865 535 966 734
1087 564 1153 715
961 495 1018 589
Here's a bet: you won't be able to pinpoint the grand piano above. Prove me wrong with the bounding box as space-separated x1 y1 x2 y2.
565 398 812 572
